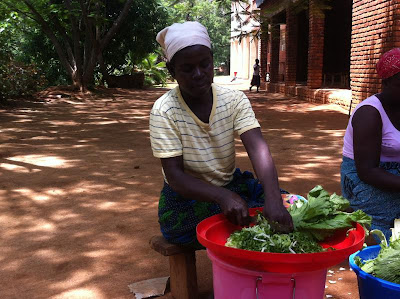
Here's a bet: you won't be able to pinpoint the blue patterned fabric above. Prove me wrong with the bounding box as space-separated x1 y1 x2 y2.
158 168 289 249
341 156 400 241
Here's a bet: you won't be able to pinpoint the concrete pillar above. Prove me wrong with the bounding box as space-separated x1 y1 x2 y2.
244 36 250 79
250 36 259 79
230 40 238 77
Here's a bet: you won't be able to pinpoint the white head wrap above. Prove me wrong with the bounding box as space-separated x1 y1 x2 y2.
156 21 211 62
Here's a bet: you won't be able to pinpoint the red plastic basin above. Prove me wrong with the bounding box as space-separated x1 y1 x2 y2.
196 207 365 273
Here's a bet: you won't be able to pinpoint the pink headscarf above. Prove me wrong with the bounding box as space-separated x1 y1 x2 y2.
376 48 400 79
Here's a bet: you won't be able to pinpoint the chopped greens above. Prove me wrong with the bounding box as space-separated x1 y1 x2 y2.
226 212 324 253
225 185 372 254
356 219 400 284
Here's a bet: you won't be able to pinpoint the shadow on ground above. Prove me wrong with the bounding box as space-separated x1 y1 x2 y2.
0 85 357 299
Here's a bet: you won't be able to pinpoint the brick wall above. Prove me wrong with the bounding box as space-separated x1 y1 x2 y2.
259 0 285 86
258 0 400 108
351 0 400 102
307 0 325 89
260 28 268 87
285 7 298 86
270 22 281 83
267 82 352 111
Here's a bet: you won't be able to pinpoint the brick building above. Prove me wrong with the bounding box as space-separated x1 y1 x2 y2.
256 0 400 110
230 1 286 82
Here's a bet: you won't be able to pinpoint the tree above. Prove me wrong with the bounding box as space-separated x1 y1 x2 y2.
20 26 72 86
0 10 47 101
161 0 231 67
100 0 169 82
0 0 134 91
135 52 169 86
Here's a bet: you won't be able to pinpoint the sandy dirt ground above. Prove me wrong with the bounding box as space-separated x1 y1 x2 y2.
0 77 360 299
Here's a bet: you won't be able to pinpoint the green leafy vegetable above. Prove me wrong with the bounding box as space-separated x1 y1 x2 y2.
226 212 324 253
357 219 400 284
289 185 371 240
225 185 372 253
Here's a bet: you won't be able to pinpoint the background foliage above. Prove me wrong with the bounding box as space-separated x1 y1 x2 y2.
0 11 48 100
162 0 231 67
0 0 233 100
101 0 169 76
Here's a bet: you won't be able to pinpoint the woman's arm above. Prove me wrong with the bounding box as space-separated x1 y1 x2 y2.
240 128 293 232
161 156 250 226
353 106 400 191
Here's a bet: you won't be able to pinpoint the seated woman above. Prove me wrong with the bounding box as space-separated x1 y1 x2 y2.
150 21 293 248
341 48 400 241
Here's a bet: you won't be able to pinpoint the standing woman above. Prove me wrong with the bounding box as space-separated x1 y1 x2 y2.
341 48 400 241
249 59 261 93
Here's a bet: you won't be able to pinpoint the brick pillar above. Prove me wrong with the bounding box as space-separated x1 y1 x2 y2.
285 7 298 87
260 29 269 84
307 0 325 89
270 23 280 83
351 0 400 103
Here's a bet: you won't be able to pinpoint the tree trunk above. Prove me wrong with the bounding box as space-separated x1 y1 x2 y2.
73 76 92 92
98 52 110 86
71 70 83 91
6 0 134 93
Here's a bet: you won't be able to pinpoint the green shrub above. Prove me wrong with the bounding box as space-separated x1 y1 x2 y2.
0 60 47 101
136 53 170 87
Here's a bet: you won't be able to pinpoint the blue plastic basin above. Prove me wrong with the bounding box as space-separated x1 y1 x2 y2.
349 245 400 299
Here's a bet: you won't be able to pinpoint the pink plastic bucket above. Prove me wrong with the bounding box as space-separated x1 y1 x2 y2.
208 250 327 299
197 209 365 273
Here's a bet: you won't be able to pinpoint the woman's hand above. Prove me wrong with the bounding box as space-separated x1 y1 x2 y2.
216 190 250 226
263 200 293 233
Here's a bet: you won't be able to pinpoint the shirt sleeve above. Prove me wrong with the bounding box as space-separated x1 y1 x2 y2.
233 92 260 136
149 106 183 158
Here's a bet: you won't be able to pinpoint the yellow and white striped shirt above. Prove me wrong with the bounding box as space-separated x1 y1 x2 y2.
149 83 260 186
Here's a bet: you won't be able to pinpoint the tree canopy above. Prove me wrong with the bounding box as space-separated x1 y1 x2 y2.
161 0 231 67
0 0 234 96
100 0 168 77
1 0 135 90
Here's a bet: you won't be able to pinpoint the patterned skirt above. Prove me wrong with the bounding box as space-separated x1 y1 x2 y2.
158 168 292 249
341 156 400 240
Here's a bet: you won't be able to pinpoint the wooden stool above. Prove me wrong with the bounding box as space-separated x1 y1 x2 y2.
149 235 198 299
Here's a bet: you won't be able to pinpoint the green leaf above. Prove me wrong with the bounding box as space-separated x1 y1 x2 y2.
371 229 388 247
225 214 324 253
227 186 372 252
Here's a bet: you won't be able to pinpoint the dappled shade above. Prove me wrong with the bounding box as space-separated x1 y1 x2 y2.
0 87 350 298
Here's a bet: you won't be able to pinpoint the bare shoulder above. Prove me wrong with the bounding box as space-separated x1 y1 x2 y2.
352 105 381 127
